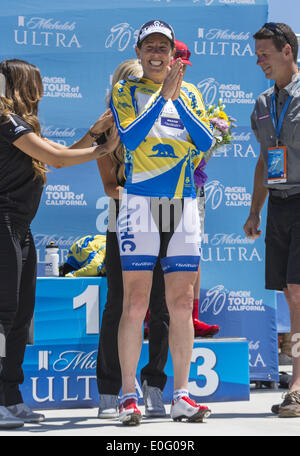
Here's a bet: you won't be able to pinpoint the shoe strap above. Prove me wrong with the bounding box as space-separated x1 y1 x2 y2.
181 396 198 407
121 398 138 409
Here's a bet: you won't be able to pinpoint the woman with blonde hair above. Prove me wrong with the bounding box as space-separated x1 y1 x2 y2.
0 58 118 429
96 59 170 420
103 59 144 186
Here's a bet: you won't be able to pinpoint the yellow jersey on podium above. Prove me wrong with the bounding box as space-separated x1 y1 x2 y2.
110 76 213 199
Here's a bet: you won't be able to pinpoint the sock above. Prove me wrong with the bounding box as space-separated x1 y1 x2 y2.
120 392 138 405
173 389 189 402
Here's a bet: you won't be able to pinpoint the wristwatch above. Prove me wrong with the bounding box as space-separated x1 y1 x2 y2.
88 127 100 139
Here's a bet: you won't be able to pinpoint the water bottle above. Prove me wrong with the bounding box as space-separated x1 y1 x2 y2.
45 242 59 277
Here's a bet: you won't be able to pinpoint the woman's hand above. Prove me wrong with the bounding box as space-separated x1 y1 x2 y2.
161 59 183 101
171 61 183 101
90 109 114 136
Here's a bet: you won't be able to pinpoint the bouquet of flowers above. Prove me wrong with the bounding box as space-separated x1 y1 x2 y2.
207 98 237 154
194 99 236 189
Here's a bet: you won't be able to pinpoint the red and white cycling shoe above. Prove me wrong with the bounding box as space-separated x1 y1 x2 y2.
170 396 211 422
119 399 142 426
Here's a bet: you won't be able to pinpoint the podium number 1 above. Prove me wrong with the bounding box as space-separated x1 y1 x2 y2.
73 285 99 334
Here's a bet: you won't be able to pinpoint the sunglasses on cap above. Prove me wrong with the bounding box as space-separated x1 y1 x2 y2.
263 22 291 46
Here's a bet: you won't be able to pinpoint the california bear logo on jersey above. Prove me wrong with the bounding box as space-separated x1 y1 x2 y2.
148 143 179 158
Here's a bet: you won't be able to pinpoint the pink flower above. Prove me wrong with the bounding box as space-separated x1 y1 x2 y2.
211 117 229 132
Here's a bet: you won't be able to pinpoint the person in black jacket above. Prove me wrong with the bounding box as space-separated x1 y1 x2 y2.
0 58 118 429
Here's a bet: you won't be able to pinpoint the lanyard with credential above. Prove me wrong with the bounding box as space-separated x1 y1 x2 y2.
270 92 292 146
270 80 300 145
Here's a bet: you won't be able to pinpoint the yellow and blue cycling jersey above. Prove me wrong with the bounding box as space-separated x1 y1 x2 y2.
65 235 106 277
110 76 213 199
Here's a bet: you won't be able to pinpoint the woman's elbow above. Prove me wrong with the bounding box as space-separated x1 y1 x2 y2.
43 148 67 169
47 156 64 169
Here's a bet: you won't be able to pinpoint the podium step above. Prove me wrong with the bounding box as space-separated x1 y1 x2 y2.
22 279 249 409
21 338 249 409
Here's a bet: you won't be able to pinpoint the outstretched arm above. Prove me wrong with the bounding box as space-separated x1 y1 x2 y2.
14 124 119 169
44 109 114 150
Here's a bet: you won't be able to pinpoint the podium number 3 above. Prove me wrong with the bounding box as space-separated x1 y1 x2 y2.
73 285 99 334
189 348 219 396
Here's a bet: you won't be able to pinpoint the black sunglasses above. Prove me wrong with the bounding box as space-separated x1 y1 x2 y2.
263 22 291 46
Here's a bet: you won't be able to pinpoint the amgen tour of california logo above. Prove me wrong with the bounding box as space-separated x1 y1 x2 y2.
42 76 82 99
44 184 87 207
200 286 265 316
14 16 81 48
205 180 251 210
197 77 255 107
